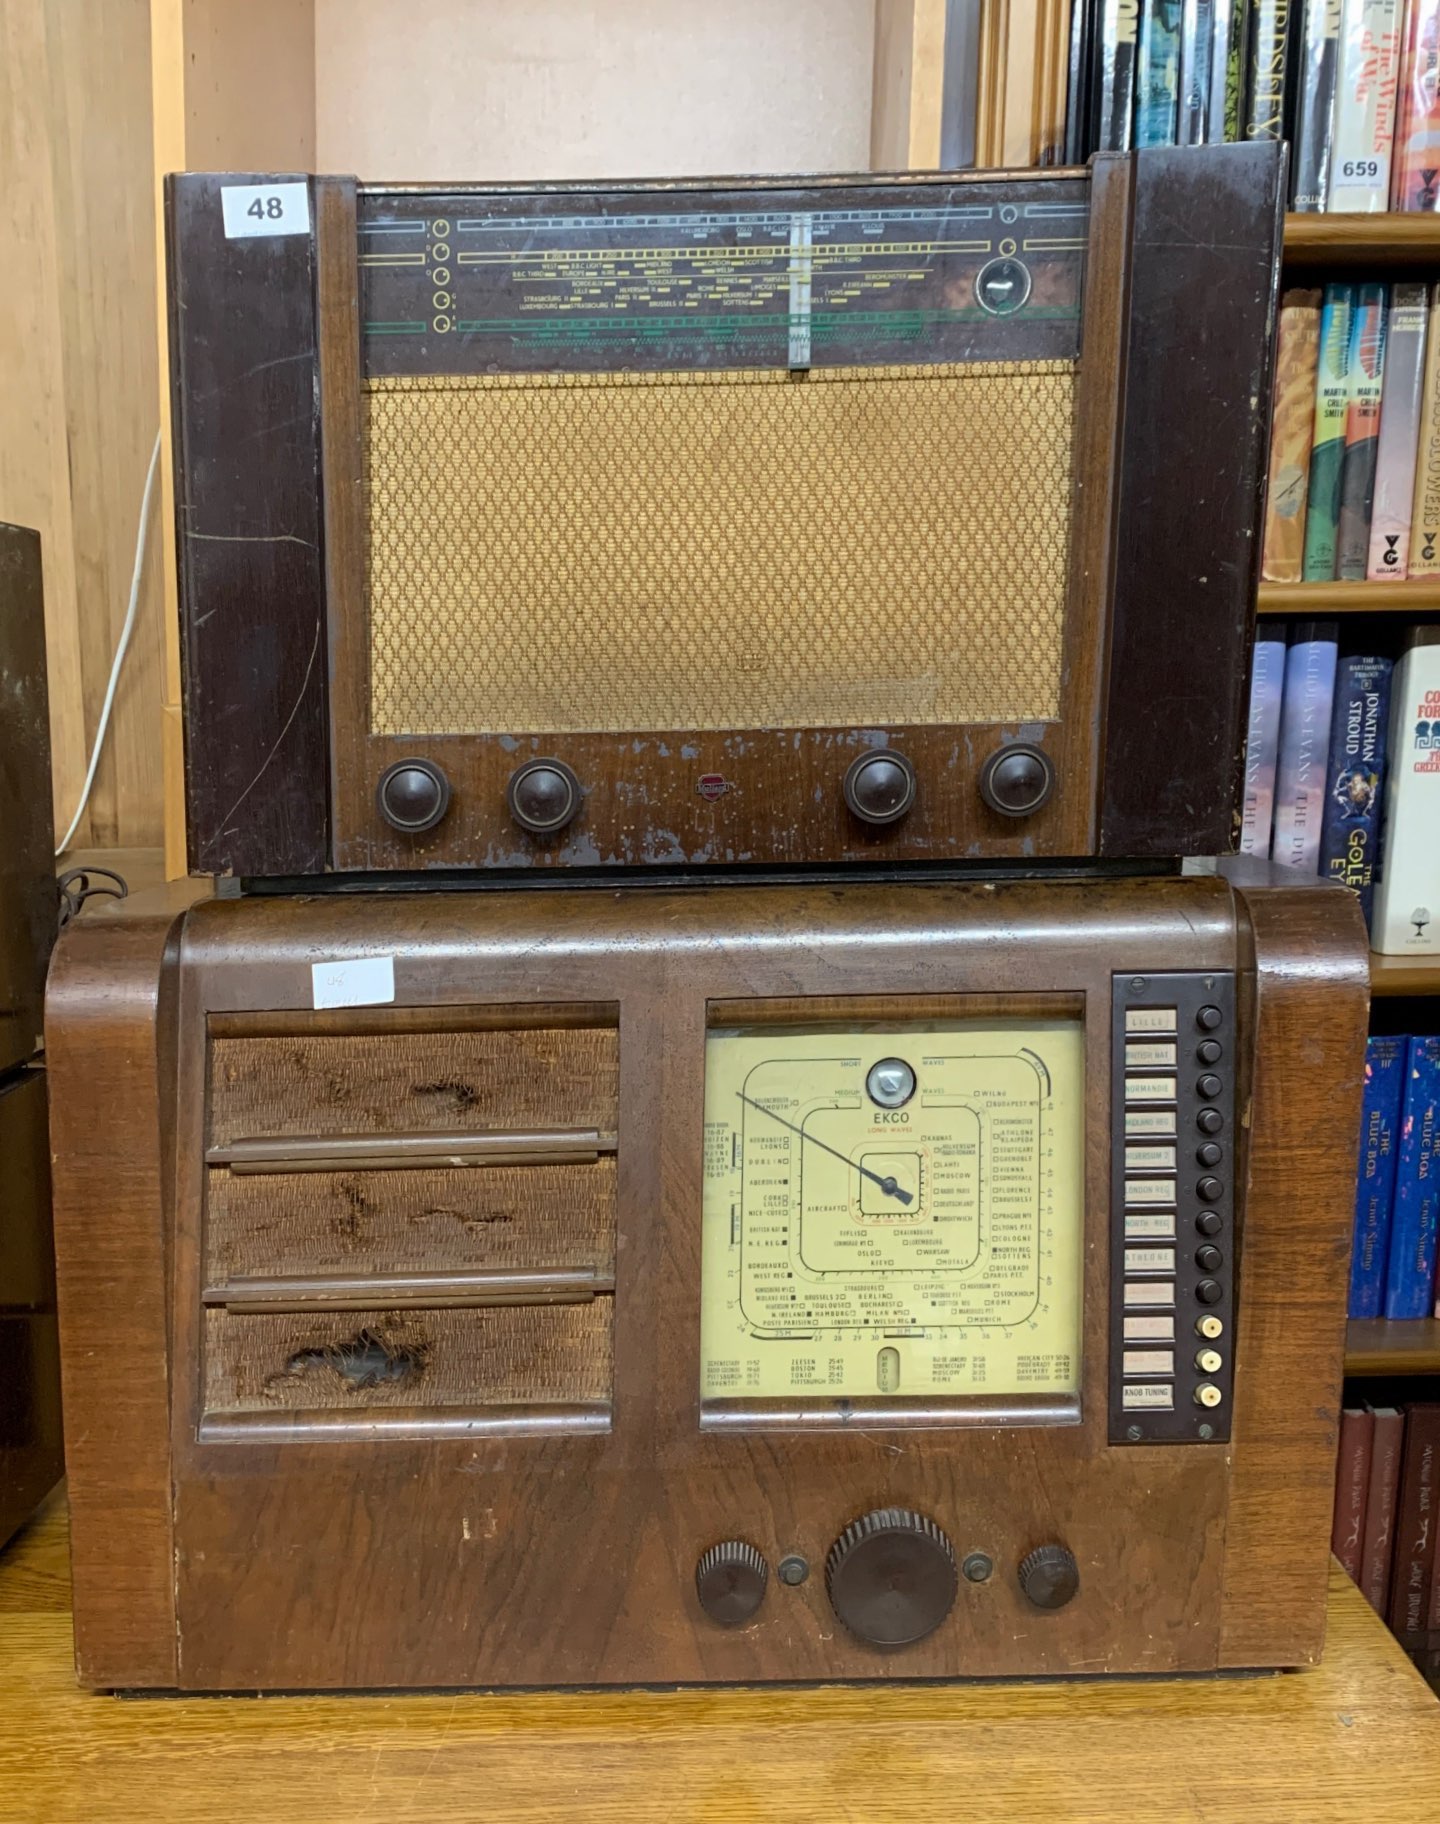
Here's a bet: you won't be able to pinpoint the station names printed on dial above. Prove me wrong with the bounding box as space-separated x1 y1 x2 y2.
357 182 1090 375
699 1022 1084 1404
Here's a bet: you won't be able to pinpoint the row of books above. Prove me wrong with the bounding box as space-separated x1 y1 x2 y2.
1241 623 1439 953
1261 283 1440 586
1331 1403 1440 1687
1349 1034 1440 1318
1054 0 1440 211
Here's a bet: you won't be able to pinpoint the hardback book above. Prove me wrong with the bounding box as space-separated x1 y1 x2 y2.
1206 0 1240 137
1391 0 1440 208
1332 1407 1376 1580
1383 1034 1440 1320
1409 286 1440 573
1389 1404 1440 1638
1373 630 1440 954
1241 622 1288 854
1292 0 1344 208
1222 0 1254 135
1320 652 1394 921
1136 0 1184 144
1349 1033 1407 1318
1064 0 1097 160
1262 288 1323 580
1178 0 1216 140
1092 0 1139 149
1272 619 1340 871
1328 0 1405 211
1366 282 1429 579
1244 0 1298 140
1362 1406 1406 1613
1303 283 1357 579
1336 283 1389 579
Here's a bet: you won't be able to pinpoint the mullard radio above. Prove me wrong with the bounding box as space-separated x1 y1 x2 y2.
47 141 1373 1693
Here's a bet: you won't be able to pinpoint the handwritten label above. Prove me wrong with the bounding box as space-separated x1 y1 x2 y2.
222 182 310 240
311 955 395 1010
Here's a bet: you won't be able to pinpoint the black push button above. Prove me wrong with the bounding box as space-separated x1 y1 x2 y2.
376 758 451 833
978 743 1055 818
1196 1210 1223 1237
844 751 917 826
1196 1243 1223 1272
1197 1039 1223 1065
1196 1278 1224 1306
1197 1006 1223 1031
1197 1141 1223 1167
1196 1176 1223 1203
507 758 583 834
1197 1074 1223 1101
1197 1107 1224 1135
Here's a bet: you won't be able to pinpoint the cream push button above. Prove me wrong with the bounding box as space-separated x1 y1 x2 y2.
1196 1314 1224 1340
1195 1348 1223 1374
1194 1383 1223 1409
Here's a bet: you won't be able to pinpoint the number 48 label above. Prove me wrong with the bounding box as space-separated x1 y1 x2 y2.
221 182 310 240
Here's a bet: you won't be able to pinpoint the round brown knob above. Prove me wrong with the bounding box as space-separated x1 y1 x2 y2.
376 758 451 833
1018 1544 1080 1611
843 751 916 826
978 743 1055 818
695 1540 768 1627
506 758 582 834
826 1507 956 1647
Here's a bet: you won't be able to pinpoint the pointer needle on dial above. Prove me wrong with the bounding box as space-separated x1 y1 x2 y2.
737 1091 913 1204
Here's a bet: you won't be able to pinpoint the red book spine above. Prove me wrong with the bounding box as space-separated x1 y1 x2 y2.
1362 1407 1406 1612
1390 1404 1440 1636
1333 1408 1377 1580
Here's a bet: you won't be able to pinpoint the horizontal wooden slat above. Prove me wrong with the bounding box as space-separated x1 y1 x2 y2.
1257 579 1440 614
1284 211 1440 264
203 1160 616 1283
203 1267 612 1311
209 1128 616 1172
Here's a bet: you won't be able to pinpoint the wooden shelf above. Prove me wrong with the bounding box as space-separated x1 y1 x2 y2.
1257 580 1440 614
1369 951 1440 996
1284 212 1440 265
1346 1318 1440 1375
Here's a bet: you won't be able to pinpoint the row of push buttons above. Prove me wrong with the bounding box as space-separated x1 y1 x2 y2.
1120 999 1228 1417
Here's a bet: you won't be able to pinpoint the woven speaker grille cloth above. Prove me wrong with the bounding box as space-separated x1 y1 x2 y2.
364 362 1076 736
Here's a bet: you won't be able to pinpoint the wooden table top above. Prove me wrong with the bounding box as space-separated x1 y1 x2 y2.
2 1492 1438 1824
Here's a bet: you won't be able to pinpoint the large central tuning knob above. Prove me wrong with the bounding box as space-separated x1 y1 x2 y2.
825 1507 957 1647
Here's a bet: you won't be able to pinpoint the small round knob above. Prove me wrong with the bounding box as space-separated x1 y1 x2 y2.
1196 1176 1223 1203
695 1541 768 1627
1196 1108 1224 1135
1197 1039 1223 1065
1196 1210 1223 1238
1018 1544 1080 1611
1196 1142 1222 1168
1197 1005 1224 1031
506 758 582 835
826 1507 956 1647
1196 1243 1223 1272
978 743 1056 818
1196 1277 1224 1306
1196 1074 1223 1101
376 758 451 833
843 751 916 826
1194 1382 1223 1409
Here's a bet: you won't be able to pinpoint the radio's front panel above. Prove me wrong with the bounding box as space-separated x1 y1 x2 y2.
156 876 1271 1688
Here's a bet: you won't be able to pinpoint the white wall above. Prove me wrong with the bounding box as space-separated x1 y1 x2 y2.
315 0 877 179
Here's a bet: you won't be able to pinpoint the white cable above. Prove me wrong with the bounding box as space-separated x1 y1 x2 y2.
55 431 162 856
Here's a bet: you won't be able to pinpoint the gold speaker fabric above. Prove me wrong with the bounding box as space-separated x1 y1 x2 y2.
364 361 1076 736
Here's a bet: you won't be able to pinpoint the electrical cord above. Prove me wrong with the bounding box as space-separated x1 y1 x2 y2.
54 431 162 856
56 866 129 929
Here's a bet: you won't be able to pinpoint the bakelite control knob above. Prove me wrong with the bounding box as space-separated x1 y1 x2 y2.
826 1507 957 1648
506 758 582 835
978 743 1056 818
843 751 917 826
1018 1544 1081 1611
695 1541 769 1627
376 758 451 834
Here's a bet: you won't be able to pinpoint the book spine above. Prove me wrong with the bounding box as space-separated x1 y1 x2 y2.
1263 289 1323 580
1292 0 1344 206
1373 637 1440 955
1179 0 1216 140
1245 0 1296 137
1389 1406 1440 1637
1328 0 1405 210
1136 0 1184 143
1366 282 1429 578
1348 1034 1407 1317
1390 0 1440 208
1362 1407 1406 1613
1206 0 1237 137
1333 1408 1376 1579
1410 287 1440 571
1240 625 1289 854
1337 283 1389 579
1304 283 1357 579
1272 621 1340 871
1225 0 1254 134
1320 654 1395 924
1384 1035 1440 1319
1093 0 1140 149
1065 0 1097 160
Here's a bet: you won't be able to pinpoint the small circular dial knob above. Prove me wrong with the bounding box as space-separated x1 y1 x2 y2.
1196 1210 1223 1238
843 751 916 826
506 758 582 835
376 758 451 834
978 743 1056 818
1196 1277 1224 1306
1018 1544 1080 1611
866 1057 916 1109
826 1508 956 1647
695 1541 768 1627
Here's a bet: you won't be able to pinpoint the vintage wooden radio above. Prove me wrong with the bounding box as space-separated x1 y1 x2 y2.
48 141 1372 1691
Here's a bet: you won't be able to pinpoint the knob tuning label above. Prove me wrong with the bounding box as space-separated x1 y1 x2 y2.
1109 971 1238 1445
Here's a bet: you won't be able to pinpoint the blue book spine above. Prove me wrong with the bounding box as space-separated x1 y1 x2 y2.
1384 1035 1440 1320
1272 620 1339 872
1349 1035 1407 1318
1135 0 1183 145
1319 654 1395 926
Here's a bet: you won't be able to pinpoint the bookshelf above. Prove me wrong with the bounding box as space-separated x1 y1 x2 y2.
1346 1319 1440 1376
1284 213 1440 267
1257 580 1440 613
